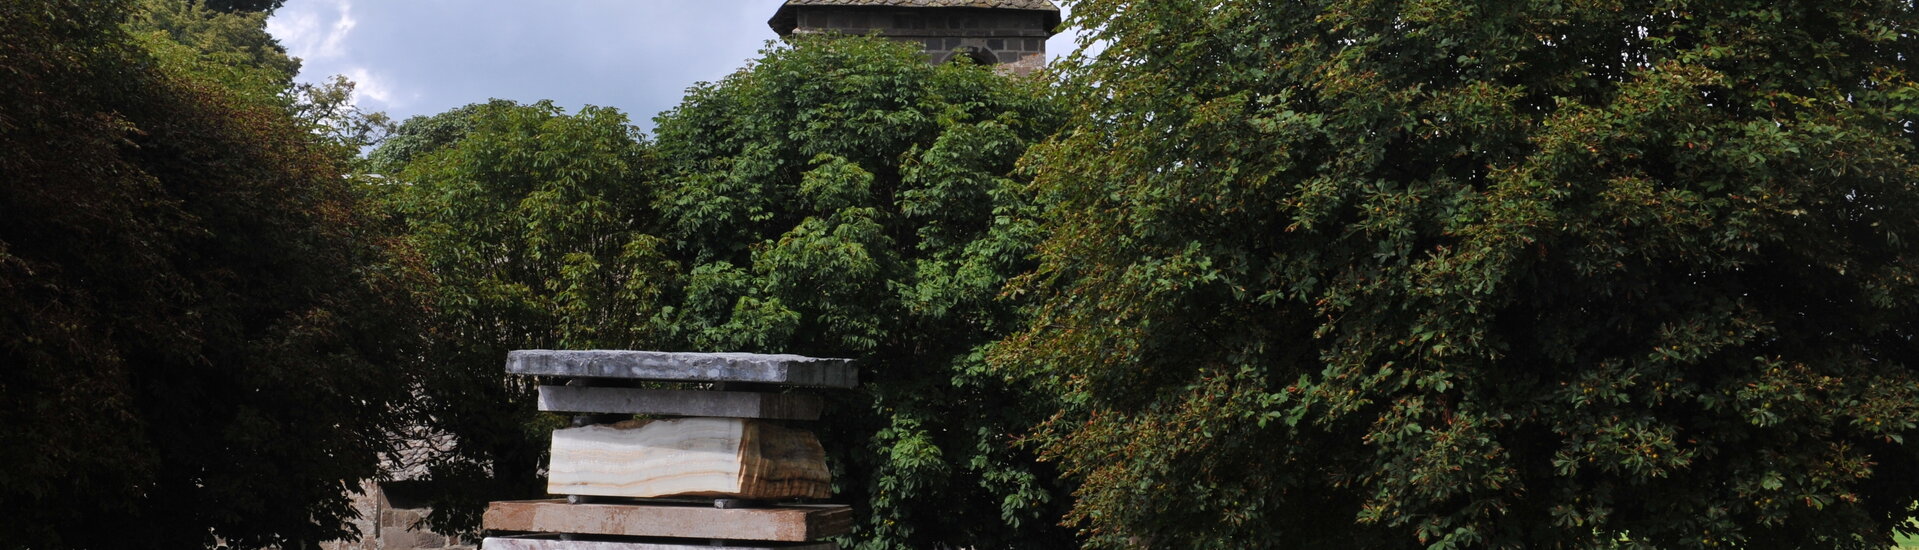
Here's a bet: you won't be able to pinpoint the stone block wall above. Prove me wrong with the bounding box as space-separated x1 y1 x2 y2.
790 7 1052 73
320 480 473 550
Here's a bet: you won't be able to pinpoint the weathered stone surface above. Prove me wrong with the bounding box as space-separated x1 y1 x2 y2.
780 0 1058 11
482 535 836 550
506 350 856 388
769 3 1058 76
320 479 475 550
538 386 824 420
482 500 853 541
548 418 831 500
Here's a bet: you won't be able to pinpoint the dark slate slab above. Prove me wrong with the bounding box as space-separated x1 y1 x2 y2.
506 350 857 388
537 386 824 420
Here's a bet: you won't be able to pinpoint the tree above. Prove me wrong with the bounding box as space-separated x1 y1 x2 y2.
374 99 663 536
128 0 390 165
375 36 1073 547
368 100 509 174
0 1 422 548
650 36 1072 549
125 0 299 101
1001 0 1919 548
288 74 395 166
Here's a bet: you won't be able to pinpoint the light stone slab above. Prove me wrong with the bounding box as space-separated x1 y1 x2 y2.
507 350 857 388
548 418 830 500
481 535 835 550
482 500 853 541
538 386 823 420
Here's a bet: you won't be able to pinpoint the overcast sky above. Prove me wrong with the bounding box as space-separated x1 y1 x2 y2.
267 1 1085 133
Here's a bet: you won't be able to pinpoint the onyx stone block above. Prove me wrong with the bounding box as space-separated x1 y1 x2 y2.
547 418 830 500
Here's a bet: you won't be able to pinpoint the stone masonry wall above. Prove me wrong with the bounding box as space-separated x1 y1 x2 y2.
791 7 1052 74
320 480 473 550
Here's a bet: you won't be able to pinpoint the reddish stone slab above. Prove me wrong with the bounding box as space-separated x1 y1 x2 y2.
481 535 835 550
482 500 852 542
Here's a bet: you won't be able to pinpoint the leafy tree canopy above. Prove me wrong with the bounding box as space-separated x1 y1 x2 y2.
373 98 662 536
1004 0 1919 548
0 1 421 548
650 35 1070 549
126 0 299 101
376 36 1073 548
288 74 395 167
368 100 513 175
127 0 391 165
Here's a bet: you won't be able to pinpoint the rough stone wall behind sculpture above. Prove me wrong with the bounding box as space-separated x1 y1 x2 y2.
318 480 474 550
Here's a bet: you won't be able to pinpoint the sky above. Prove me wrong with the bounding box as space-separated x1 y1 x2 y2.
267 1 1087 133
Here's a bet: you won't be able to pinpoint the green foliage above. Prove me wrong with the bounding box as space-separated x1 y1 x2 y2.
375 35 1072 548
0 1 422 548
287 74 395 166
124 0 298 101
369 101 509 174
128 0 389 166
375 99 661 536
1003 0 1919 548
651 35 1071 549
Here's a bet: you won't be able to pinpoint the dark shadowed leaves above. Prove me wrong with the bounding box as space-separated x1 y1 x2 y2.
1005 0 1919 548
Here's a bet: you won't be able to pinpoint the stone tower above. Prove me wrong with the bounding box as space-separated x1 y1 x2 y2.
768 0 1062 75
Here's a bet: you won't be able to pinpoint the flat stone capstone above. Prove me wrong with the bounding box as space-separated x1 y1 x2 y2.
506 350 857 388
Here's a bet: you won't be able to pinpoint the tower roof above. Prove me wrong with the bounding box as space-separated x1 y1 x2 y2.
768 0 1062 36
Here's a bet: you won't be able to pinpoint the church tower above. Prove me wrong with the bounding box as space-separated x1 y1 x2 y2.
768 0 1062 75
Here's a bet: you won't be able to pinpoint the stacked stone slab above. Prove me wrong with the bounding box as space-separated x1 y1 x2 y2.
481 350 857 549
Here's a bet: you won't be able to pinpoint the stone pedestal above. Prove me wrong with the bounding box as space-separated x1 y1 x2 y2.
482 350 856 549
